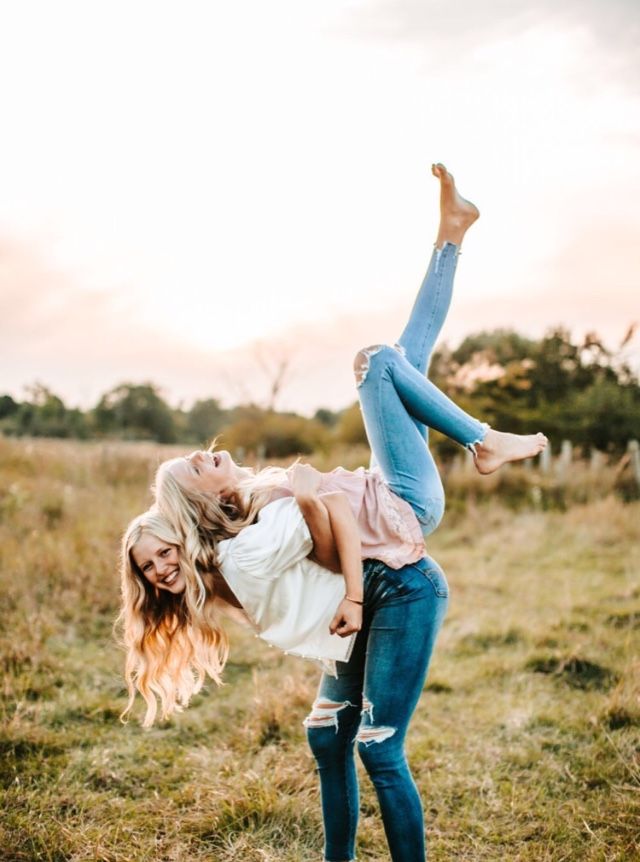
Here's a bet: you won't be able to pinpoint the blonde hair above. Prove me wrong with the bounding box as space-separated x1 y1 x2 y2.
153 455 289 577
117 508 229 727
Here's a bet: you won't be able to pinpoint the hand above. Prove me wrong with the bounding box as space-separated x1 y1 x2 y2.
329 598 363 638
289 462 323 500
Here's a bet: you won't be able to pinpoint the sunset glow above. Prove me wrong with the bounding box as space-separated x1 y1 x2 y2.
1 0 638 413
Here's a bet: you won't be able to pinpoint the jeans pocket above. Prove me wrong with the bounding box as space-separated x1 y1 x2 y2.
416 556 449 598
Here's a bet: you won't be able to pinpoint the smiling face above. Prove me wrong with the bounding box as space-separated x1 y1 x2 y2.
165 449 241 499
131 533 186 595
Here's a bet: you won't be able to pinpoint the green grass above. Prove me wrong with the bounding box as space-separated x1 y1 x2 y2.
1 438 639 861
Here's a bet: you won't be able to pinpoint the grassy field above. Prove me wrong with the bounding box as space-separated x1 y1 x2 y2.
0 438 639 861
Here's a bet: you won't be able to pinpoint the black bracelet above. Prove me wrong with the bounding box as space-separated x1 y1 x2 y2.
345 596 364 605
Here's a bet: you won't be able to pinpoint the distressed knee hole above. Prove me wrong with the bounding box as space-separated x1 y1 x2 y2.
356 725 397 746
354 343 405 387
356 695 396 744
354 345 383 387
362 694 374 721
303 699 354 731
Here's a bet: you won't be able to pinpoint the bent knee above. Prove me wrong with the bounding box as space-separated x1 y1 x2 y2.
354 343 404 387
355 694 398 760
304 699 356 756
419 497 445 536
354 344 384 387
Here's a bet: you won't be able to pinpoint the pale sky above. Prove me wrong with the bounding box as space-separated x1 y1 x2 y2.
1 0 639 413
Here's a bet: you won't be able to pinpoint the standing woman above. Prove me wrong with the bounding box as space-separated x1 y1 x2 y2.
300 165 481 862
147 164 546 861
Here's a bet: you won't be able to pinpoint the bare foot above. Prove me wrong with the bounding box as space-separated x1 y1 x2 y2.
474 429 548 475
432 162 479 247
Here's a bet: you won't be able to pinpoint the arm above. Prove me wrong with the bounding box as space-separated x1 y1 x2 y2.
289 463 340 572
296 495 341 572
299 492 364 637
321 492 363 604
289 465 363 637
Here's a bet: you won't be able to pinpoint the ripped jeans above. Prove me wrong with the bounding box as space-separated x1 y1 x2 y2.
355 241 488 535
306 556 449 862
306 244 484 860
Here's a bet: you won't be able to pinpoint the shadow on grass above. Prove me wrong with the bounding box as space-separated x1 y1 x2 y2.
524 654 618 690
0 736 68 789
606 610 640 629
453 627 525 657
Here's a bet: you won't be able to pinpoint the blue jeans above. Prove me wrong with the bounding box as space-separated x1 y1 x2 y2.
306 557 449 862
306 243 485 861
357 242 487 535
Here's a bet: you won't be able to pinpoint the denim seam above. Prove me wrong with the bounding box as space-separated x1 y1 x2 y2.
369 345 486 451
401 242 459 374
343 739 356 859
374 366 393 524
386 359 430 523
418 374 487 448
362 350 432 523
415 248 446 374
317 707 358 862
421 567 449 598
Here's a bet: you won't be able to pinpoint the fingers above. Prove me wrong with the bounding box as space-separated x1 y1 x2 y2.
290 463 321 495
329 615 361 638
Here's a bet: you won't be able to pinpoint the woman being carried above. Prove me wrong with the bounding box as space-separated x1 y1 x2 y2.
120 164 547 862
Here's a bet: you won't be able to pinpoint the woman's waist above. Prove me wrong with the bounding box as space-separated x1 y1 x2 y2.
363 554 448 597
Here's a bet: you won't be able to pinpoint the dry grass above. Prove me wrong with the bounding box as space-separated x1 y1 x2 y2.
1 437 639 861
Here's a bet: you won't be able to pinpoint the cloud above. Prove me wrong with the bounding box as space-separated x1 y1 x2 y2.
347 0 640 88
0 236 213 406
2 210 638 417
254 218 640 413
0 234 381 412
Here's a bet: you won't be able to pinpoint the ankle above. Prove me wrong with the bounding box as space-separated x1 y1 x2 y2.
436 229 466 247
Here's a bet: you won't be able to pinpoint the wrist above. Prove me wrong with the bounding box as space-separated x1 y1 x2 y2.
295 493 321 511
344 595 364 605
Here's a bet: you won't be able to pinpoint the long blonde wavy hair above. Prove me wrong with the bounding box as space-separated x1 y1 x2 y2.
117 508 229 727
153 454 289 579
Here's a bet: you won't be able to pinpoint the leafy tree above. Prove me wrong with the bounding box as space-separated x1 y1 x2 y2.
220 405 329 458
437 327 640 453
452 329 537 368
569 379 640 451
314 407 340 428
0 395 18 419
6 384 89 438
187 398 227 445
334 403 367 447
93 383 177 443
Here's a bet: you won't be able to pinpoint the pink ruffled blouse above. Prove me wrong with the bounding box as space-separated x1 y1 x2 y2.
275 467 425 570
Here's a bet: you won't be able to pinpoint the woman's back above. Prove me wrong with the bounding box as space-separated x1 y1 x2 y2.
270 466 425 569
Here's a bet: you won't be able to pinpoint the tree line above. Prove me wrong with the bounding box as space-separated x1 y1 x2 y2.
2 327 638 456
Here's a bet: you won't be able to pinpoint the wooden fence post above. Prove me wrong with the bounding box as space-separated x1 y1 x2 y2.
539 444 551 474
556 440 573 476
628 440 640 487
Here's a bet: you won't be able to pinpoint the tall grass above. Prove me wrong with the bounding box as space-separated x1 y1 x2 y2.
1 438 638 861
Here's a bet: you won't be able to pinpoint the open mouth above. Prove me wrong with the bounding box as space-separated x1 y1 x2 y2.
162 570 180 587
